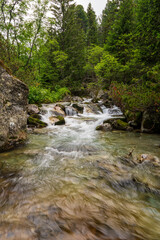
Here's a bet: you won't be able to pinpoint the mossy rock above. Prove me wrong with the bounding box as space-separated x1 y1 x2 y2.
72 104 84 113
30 114 41 120
27 117 47 128
56 104 65 112
96 123 112 131
55 116 65 125
104 119 133 131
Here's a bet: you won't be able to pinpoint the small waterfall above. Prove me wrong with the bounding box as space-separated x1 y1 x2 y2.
65 106 78 116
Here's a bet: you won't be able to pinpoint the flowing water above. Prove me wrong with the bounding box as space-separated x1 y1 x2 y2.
0 101 160 240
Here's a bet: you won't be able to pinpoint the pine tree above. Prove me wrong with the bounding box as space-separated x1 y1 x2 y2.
75 4 88 33
101 0 119 44
136 0 160 65
86 3 98 46
105 0 134 65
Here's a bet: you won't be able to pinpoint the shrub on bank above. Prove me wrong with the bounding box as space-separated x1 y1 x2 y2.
28 86 70 104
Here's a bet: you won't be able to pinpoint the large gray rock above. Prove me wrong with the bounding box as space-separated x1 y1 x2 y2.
0 63 29 152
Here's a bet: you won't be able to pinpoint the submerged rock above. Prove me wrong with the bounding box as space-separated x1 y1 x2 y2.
0 62 28 152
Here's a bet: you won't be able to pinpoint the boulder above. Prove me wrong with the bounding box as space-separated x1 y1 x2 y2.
72 96 83 102
49 116 65 125
96 123 112 132
27 116 47 128
62 95 72 102
104 119 133 131
0 63 28 152
96 89 105 99
72 104 84 113
55 116 65 125
52 105 65 117
49 116 59 125
30 113 41 120
27 104 39 115
85 104 102 114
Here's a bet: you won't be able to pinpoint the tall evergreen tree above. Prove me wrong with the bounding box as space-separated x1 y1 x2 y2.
136 0 160 66
101 0 119 44
86 3 98 46
75 5 88 33
105 0 134 65
51 0 74 50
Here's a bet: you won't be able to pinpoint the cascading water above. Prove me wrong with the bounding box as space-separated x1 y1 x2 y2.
0 100 160 240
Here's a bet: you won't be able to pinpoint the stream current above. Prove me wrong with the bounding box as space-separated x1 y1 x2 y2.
0 101 160 240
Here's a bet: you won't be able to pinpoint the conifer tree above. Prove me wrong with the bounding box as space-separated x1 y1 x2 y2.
86 3 98 46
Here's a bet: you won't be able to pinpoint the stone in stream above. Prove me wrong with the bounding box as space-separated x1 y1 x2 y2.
72 103 84 113
96 123 112 132
85 104 102 114
0 61 29 152
27 104 40 115
27 116 48 128
72 96 83 102
104 119 133 131
52 105 65 117
49 116 65 125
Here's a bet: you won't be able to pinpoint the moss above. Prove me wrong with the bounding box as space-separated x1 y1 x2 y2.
55 116 65 125
30 114 41 120
27 117 47 128
116 119 128 128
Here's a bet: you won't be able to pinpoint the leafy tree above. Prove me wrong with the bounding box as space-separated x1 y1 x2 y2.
35 38 68 88
84 45 104 81
95 51 125 87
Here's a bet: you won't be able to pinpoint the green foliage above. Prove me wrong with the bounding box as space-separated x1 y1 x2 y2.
95 52 125 87
28 86 70 104
109 82 160 114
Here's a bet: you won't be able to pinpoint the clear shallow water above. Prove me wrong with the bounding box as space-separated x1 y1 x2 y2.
0 103 160 240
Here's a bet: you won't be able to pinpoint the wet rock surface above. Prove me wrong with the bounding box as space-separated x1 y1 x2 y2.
0 64 28 152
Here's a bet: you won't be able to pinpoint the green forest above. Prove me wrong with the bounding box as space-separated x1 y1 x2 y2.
0 0 160 127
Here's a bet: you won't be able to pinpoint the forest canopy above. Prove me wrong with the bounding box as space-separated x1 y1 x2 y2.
0 0 160 117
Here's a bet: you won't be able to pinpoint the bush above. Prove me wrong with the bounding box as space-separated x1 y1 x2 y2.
109 81 160 114
28 86 70 104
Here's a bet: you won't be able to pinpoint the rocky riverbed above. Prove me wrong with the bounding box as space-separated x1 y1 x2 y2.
0 98 160 240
